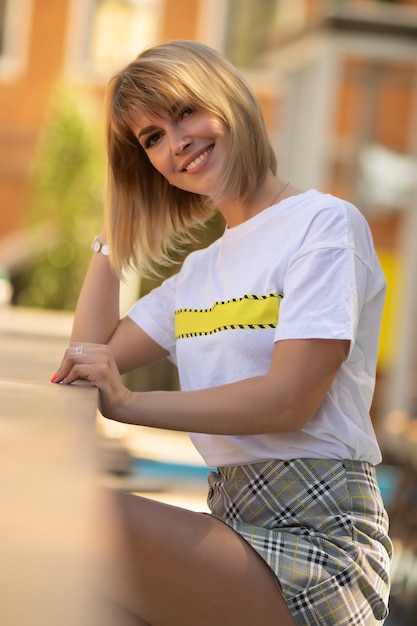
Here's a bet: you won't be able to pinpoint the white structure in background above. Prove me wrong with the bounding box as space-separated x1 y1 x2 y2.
358 143 417 419
358 143 417 211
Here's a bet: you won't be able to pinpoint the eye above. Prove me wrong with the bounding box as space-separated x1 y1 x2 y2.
179 106 194 120
144 132 162 149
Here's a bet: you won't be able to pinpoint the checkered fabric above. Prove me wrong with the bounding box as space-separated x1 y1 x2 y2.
207 459 393 626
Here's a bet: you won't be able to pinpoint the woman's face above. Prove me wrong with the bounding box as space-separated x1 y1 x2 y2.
131 105 229 198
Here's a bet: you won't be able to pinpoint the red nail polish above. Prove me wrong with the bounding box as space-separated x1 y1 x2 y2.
50 373 58 383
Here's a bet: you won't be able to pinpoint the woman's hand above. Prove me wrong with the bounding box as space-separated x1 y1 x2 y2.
51 342 132 419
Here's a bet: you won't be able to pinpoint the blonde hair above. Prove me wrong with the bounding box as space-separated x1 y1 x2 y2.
105 39 277 277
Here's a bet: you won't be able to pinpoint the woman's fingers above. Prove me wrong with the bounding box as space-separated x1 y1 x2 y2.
50 342 130 419
51 342 108 385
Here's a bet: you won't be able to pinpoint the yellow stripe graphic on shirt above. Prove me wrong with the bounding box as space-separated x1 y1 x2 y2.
175 293 282 339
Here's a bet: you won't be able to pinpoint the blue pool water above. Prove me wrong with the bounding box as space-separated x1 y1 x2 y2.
133 458 212 483
375 464 401 508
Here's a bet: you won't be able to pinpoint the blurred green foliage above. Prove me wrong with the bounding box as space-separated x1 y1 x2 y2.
15 85 105 310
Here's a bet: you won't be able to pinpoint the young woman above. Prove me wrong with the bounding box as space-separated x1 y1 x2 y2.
52 40 392 626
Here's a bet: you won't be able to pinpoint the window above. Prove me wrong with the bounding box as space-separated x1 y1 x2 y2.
68 0 163 77
0 0 33 80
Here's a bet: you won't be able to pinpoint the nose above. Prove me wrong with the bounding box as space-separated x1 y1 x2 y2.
169 128 191 154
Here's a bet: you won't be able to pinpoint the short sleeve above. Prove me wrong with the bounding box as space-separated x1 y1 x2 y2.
275 246 368 343
127 273 178 362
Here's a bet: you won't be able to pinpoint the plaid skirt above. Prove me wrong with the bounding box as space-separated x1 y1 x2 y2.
207 459 393 626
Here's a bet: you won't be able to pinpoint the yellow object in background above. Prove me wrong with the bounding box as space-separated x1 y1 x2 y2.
377 249 404 368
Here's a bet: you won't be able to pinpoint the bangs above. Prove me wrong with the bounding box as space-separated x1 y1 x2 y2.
111 68 215 127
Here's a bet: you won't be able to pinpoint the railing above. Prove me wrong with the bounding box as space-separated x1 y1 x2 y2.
0 306 106 626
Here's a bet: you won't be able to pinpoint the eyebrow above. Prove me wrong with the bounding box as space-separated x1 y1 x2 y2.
137 125 158 141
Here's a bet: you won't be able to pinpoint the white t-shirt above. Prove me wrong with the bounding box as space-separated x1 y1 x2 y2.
128 190 386 466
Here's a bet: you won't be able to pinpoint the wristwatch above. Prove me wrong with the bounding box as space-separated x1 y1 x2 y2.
91 235 109 256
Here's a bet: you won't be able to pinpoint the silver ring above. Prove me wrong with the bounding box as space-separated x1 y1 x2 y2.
75 345 84 355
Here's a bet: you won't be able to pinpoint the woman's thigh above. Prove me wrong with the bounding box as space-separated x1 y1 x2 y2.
103 490 297 626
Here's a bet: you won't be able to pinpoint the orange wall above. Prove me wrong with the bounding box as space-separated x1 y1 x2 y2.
161 0 201 41
335 58 414 152
0 0 71 237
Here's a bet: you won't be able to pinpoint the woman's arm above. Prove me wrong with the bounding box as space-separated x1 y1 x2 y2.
70 235 120 344
65 230 169 374
55 338 349 435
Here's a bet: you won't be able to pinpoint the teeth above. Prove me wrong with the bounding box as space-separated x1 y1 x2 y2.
185 149 210 171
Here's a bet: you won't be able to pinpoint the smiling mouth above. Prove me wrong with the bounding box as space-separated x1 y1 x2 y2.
183 146 213 172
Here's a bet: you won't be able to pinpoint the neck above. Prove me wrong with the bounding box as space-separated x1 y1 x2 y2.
217 175 289 228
